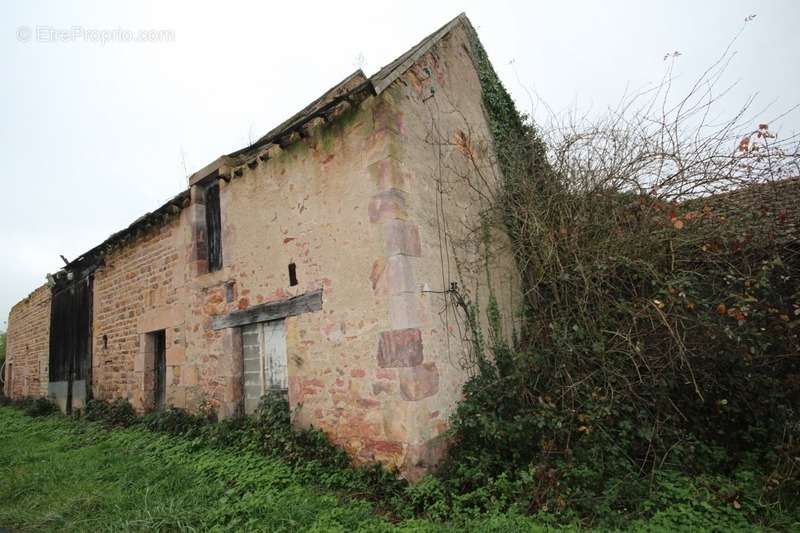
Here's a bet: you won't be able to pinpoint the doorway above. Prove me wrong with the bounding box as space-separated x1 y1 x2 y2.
48 275 93 414
149 330 166 410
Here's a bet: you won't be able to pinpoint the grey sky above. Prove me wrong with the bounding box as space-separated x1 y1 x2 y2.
2 0 799 327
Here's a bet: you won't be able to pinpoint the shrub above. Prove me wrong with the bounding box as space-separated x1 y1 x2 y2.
85 398 137 427
426 25 800 530
0 396 58 417
23 397 58 417
141 406 214 436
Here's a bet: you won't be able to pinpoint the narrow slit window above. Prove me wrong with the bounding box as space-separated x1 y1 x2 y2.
288 263 298 286
205 182 223 272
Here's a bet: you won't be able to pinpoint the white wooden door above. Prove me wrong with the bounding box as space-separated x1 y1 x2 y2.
241 320 288 414
262 320 288 391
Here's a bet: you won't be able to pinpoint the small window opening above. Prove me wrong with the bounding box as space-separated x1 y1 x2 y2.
288 263 298 286
102 335 108 349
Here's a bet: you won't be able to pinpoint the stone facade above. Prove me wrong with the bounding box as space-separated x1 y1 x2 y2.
3 15 521 478
4 285 50 399
93 219 186 409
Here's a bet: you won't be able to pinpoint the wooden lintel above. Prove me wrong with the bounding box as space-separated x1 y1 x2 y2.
212 288 323 330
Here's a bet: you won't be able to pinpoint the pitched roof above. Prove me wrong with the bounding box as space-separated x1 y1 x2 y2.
190 13 471 185
370 12 469 94
59 13 474 276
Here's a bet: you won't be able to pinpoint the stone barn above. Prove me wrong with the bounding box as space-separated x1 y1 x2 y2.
3 13 520 477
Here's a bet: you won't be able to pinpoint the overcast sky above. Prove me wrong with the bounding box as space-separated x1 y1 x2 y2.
1 0 799 327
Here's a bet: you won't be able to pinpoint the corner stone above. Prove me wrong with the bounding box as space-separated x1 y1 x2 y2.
377 328 423 368
398 362 439 401
384 219 421 257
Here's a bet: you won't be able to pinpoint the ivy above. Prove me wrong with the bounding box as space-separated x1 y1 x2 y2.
466 30 552 206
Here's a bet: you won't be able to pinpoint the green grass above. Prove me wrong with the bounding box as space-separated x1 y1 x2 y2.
0 407 559 532
4 406 771 532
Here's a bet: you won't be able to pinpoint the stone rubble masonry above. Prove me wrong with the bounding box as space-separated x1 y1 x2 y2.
93 221 185 410
3 21 522 480
4 285 51 399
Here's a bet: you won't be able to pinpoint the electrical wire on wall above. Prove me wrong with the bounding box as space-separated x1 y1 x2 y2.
422 80 479 373
424 84 454 368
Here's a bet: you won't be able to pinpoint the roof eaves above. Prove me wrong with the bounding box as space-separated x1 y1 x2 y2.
189 70 373 187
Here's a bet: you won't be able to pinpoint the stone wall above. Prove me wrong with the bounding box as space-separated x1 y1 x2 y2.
4 285 51 398
3 20 521 479
207 96 400 461
357 25 522 477
92 217 188 410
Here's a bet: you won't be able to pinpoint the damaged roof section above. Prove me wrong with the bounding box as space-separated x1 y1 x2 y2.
59 189 189 280
59 13 473 279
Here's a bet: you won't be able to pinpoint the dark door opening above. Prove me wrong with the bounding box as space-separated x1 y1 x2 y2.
152 330 166 410
49 275 93 414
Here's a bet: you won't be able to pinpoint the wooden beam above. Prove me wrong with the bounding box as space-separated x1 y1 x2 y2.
212 289 323 330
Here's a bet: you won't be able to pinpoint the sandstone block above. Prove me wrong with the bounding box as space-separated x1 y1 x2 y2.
368 158 411 192
384 219 421 257
389 292 423 329
385 255 417 295
166 344 185 366
377 328 423 368
368 189 408 223
398 362 439 401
